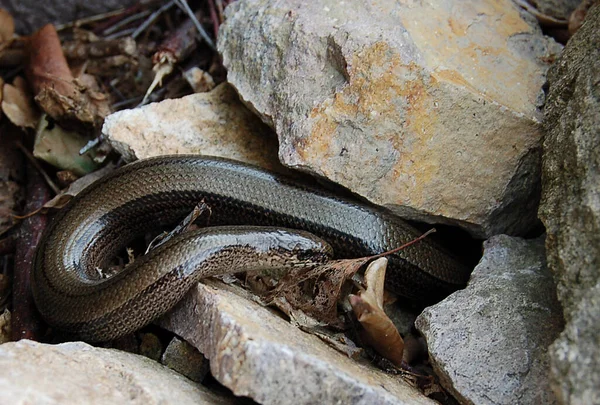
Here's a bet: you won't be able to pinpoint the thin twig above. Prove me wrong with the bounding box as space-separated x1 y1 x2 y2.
370 228 437 260
215 0 225 23
113 95 144 109
15 142 60 195
104 27 138 40
174 0 217 51
207 0 220 38
103 9 152 36
133 0 176 39
55 8 128 31
11 207 43 221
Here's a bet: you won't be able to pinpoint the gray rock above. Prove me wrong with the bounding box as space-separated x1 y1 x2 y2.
158 279 436 405
102 83 285 173
0 0 136 35
539 4 600 404
415 235 563 405
162 336 210 383
0 340 234 405
218 0 562 238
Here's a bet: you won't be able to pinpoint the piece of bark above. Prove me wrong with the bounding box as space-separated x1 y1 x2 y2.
62 37 137 61
25 24 110 129
11 161 50 341
0 8 14 44
142 13 201 104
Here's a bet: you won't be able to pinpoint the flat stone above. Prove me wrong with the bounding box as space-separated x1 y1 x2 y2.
415 235 563 405
158 279 436 405
539 4 600 404
102 83 285 172
0 340 235 405
218 0 562 237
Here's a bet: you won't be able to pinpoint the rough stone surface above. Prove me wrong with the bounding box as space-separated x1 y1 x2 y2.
415 235 563 405
158 279 435 405
218 0 562 238
102 83 285 172
539 4 600 404
0 0 136 34
0 340 234 405
162 336 210 383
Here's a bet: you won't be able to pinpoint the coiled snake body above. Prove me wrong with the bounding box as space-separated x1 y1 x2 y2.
33 156 470 341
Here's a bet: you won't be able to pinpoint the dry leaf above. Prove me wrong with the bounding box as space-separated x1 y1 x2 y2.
184 67 215 93
0 9 14 44
349 257 405 367
265 257 369 329
1 79 40 128
42 162 117 211
33 115 99 175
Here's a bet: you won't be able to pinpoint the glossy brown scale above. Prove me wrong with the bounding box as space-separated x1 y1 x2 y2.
32 155 471 342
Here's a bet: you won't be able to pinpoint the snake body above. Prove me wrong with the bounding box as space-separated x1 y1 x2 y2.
32 155 470 341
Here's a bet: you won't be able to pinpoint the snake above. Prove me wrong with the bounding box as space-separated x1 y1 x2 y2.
32 155 470 341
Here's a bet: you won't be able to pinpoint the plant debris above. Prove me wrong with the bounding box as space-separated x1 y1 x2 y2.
349 257 405 367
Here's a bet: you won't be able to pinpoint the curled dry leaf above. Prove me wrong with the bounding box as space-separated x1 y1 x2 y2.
1 77 40 128
0 9 14 44
145 200 211 253
184 67 215 93
42 162 117 211
349 257 405 367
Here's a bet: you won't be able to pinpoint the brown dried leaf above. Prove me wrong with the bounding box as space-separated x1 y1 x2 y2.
265 257 369 328
1 79 40 128
0 9 14 44
184 67 215 93
349 258 405 367
42 162 116 211
145 200 211 253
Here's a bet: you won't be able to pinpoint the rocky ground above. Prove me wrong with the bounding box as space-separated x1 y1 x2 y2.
0 0 598 404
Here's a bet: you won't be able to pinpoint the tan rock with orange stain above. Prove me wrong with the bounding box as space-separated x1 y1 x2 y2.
219 0 562 237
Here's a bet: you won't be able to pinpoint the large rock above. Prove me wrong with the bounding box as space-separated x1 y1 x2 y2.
102 83 284 172
158 279 436 405
218 0 562 237
539 4 600 404
415 235 563 405
0 340 234 405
